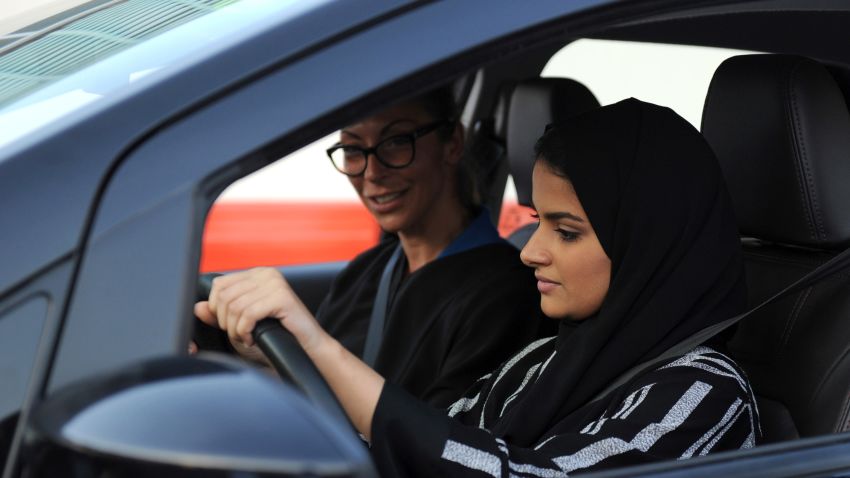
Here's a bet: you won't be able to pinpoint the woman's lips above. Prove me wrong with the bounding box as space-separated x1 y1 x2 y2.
536 275 560 294
367 190 406 213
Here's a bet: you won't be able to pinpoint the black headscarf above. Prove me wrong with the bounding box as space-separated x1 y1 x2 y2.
490 98 747 446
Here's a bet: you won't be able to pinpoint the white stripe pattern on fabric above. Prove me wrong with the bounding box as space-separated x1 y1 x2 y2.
581 412 608 436
680 397 742 458
552 381 713 473
611 387 639 419
507 460 566 477
690 355 746 389
699 404 749 456
496 438 569 477
449 391 483 418
442 440 501 477
580 420 596 435
618 384 654 420
480 336 556 427
583 383 656 436
447 373 491 417
741 430 755 450
743 376 761 436
661 348 747 391
500 363 542 417
534 434 559 451
539 349 557 376
662 360 746 392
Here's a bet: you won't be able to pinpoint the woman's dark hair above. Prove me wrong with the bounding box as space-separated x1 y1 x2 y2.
408 85 480 212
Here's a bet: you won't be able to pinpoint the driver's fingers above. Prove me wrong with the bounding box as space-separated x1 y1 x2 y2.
236 276 298 345
207 273 237 310
207 272 249 319
211 275 261 332
194 301 217 327
226 287 279 346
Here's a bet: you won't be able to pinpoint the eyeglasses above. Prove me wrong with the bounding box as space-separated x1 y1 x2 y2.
326 120 452 177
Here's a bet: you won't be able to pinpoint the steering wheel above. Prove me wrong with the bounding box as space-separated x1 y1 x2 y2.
195 273 355 434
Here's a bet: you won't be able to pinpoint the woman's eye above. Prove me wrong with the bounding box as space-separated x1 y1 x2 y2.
342 146 363 158
557 229 579 242
384 138 408 149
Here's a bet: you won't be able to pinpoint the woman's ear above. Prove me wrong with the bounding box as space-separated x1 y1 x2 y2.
443 122 465 166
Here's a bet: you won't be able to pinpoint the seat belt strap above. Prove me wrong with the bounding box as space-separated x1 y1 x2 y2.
362 245 404 367
591 245 850 403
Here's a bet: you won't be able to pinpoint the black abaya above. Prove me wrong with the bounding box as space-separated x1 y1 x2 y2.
317 236 550 408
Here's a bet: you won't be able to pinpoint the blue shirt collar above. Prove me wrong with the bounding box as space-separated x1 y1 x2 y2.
438 208 507 259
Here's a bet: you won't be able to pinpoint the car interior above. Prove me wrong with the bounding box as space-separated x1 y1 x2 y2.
205 47 850 453
209 15 850 460
469 52 850 446
704 53 850 442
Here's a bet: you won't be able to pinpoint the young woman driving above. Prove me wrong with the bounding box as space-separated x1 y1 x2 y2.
196 98 760 476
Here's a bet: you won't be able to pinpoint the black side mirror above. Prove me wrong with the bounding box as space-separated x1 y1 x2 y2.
19 355 374 477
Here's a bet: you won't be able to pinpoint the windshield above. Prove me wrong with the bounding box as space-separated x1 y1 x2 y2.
0 0 241 108
0 0 313 150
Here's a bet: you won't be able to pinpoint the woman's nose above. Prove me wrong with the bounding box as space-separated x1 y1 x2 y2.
519 227 549 267
363 151 388 181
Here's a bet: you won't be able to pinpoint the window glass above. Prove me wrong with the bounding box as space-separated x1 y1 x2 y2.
499 39 757 236
541 39 756 127
201 134 379 272
0 296 48 468
0 297 47 419
0 0 324 149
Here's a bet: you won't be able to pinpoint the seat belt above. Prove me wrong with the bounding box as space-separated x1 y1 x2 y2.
362 244 404 367
591 245 850 403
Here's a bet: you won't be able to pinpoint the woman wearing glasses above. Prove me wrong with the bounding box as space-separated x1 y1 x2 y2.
202 86 548 407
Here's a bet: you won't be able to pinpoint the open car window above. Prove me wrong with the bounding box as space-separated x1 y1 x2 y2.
541 39 758 126
6 1 850 476
202 133 378 272
501 38 758 230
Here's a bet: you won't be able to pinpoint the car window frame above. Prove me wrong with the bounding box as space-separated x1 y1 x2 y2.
9 0 850 476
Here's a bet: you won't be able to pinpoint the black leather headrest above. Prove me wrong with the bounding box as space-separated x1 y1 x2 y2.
506 78 599 206
702 55 850 249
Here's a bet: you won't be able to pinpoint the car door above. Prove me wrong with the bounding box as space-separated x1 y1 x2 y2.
3 0 612 474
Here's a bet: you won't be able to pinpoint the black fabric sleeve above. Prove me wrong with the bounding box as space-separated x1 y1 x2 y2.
371 383 452 477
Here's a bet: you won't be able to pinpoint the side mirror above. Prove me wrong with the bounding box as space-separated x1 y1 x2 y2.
20 354 375 477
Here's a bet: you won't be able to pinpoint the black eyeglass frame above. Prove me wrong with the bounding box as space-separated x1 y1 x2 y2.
326 119 453 177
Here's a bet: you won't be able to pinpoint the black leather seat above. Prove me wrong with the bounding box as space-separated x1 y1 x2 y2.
502 78 599 247
702 54 850 442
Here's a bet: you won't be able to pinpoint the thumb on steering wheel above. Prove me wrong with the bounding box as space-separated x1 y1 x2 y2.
194 301 217 327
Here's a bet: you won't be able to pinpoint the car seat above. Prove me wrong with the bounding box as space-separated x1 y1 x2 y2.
502 77 599 248
701 54 850 442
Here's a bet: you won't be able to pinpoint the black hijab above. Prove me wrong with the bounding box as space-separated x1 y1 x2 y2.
490 98 747 446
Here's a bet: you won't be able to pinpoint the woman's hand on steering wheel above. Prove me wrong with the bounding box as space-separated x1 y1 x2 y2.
194 267 329 354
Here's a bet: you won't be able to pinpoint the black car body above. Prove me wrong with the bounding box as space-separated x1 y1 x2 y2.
2 0 850 476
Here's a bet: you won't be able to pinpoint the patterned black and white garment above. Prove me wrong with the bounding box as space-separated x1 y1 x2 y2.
369 100 763 477
371 340 760 477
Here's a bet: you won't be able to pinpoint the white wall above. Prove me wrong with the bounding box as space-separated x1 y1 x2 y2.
542 39 754 127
